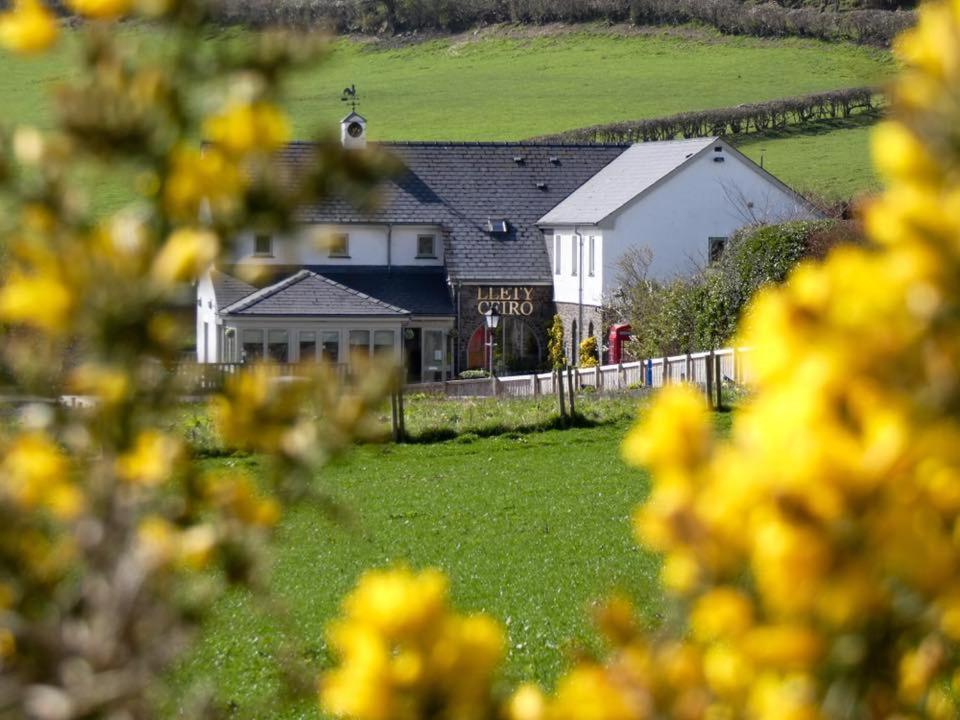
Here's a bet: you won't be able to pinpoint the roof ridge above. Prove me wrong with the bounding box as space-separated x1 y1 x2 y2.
221 269 312 314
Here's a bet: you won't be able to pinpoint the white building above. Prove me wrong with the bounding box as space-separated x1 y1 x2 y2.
539 137 821 353
197 117 820 377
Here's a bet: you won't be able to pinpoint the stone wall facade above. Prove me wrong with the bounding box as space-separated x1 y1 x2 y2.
554 301 604 365
454 283 555 375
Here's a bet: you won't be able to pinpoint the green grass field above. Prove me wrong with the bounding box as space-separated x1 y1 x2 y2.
172 407 732 718
3 23 893 201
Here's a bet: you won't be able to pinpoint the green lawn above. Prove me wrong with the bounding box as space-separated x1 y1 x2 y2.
172 406 734 718
172 402 734 718
3 23 894 202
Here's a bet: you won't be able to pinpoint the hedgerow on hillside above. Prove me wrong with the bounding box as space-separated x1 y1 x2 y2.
204 0 914 45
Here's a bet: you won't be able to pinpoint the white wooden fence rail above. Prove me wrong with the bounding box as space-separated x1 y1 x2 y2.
418 347 752 399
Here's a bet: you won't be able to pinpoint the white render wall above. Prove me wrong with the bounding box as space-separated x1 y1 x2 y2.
196 272 220 362
549 229 604 308
601 146 818 294
550 144 819 307
229 224 445 267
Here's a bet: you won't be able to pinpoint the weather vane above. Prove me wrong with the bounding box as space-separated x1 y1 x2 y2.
341 84 360 112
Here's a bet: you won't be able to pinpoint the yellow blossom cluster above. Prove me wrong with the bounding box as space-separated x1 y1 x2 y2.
0 0 390 713
598 2 960 716
321 567 505 720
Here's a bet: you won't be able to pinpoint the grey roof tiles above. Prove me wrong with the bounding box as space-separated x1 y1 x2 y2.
276 142 629 283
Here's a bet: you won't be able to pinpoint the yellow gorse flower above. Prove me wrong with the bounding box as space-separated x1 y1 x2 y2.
0 432 81 519
151 227 219 285
321 567 504 720
115 431 184 487
0 0 58 55
64 0 132 19
204 101 291 157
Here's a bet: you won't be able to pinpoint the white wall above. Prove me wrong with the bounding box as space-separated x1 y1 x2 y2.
601 144 819 297
550 229 604 307
196 271 220 362
229 224 444 267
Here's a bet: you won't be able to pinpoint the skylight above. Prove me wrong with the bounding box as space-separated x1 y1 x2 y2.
487 219 509 233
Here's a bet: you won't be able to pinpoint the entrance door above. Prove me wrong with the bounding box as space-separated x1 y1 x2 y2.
404 328 422 384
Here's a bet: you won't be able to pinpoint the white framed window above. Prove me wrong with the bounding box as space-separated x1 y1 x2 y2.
254 234 273 256
416 234 437 258
373 330 396 356
349 329 371 361
570 236 578 276
329 233 350 258
554 235 562 275
267 329 289 363
321 331 340 362
298 331 317 362
241 329 264 361
708 236 729 264
588 236 596 277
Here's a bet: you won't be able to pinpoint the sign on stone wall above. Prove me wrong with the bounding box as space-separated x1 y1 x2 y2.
475 287 536 316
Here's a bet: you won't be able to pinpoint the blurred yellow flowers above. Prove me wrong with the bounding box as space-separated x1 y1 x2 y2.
0 0 58 55
204 101 291 157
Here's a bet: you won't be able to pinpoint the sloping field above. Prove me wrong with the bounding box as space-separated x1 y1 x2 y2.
0 23 893 202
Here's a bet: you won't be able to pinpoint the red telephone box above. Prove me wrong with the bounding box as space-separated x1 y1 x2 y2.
608 323 632 364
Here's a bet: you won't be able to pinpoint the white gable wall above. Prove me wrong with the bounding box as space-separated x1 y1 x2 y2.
196 271 220 362
600 144 819 298
549 228 604 307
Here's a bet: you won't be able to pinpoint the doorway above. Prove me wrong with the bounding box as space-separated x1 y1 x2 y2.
404 328 422 384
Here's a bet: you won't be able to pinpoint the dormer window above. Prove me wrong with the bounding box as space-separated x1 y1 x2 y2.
254 234 273 257
329 233 350 258
416 234 437 259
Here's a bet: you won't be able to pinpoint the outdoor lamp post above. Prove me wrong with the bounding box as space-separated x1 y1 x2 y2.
484 307 500 376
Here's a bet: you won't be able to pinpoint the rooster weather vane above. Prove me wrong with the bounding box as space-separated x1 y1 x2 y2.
341 84 360 112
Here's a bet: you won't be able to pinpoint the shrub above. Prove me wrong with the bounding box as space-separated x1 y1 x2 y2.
457 369 490 379
616 220 861 358
578 336 599 367
547 314 566 369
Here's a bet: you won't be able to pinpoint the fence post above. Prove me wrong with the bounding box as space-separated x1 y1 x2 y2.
396 377 406 442
532 374 539 397
567 366 576 418
618 362 624 389
595 364 601 391
685 353 692 384
556 368 566 423
705 351 715 408
391 391 399 442
715 353 724 411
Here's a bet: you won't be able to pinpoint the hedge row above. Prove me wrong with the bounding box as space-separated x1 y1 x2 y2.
530 86 880 144
202 0 915 45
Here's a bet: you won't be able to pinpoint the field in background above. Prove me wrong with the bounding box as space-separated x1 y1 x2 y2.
3 23 893 204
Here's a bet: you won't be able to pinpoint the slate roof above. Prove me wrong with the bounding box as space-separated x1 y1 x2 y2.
276 142 629 283
221 270 410 317
215 265 454 316
538 138 718 225
211 269 256 308
304 266 453 316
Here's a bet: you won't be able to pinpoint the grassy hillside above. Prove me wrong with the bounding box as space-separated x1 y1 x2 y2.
735 114 882 199
3 23 894 202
